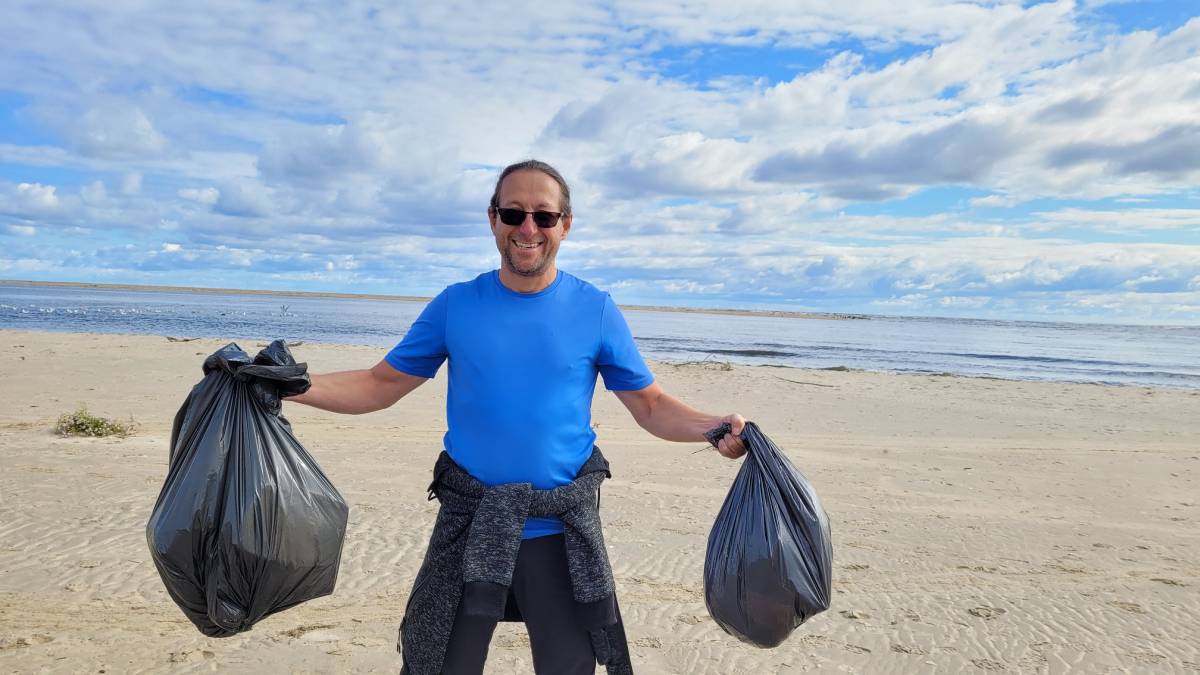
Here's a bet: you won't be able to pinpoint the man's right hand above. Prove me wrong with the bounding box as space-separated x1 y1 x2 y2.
286 360 428 414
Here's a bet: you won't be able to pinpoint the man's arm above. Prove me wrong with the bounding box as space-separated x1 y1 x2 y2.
613 382 747 459
287 360 427 414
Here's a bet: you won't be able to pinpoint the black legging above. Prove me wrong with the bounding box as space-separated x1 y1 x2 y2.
441 534 597 674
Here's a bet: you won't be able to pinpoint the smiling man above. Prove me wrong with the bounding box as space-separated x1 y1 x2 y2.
490 166 568 286
288 159 746 675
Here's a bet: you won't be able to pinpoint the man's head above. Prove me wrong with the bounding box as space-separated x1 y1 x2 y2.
489 159 572 216
488 160 573 289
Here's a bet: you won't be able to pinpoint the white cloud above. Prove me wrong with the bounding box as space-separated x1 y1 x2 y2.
73 102 168 160
214 181 274 218
162 243 181 252
19 182 59 209
1 182 60 214
258 114 460 185
121 172 143 195
939 295 991 308
969 194 1019 209
1027 207 1200 234
178 187 219 204
610 0 993 47
591 132 761 199
80 180 108 204
6 225 37 236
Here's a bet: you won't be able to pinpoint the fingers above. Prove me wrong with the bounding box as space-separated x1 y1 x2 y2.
717 433 747 459
728 413 746 436
707 414 748 459
720 414 747 459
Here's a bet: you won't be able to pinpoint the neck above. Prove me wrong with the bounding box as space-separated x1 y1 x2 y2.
498 265 558 293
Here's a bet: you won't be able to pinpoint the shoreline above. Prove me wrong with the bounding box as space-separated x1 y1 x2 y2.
0 278 867 322
0 326 1178 392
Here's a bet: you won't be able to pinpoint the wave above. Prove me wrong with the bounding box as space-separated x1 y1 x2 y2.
930 350 1150 369
700 347 801 358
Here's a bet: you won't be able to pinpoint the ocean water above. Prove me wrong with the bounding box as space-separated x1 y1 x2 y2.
3 283 1198 390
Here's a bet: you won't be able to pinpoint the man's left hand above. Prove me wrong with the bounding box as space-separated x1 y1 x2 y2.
713 414 747 459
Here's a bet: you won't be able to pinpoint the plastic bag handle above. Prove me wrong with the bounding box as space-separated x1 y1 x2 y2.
704 421 747 448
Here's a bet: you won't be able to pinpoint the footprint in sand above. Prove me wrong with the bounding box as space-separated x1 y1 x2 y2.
351 637 385 648
0 635 53 651
168 649 214 663
957 565 999 573
967 606 1006 620
634 637 663 648
891 643 928 655
281 623 338 640
1110 601 1146 614
842 643 871 654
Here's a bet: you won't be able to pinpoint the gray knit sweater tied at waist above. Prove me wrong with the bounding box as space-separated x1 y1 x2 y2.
397 447 633 675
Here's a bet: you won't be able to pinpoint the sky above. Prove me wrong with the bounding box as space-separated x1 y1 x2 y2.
1 1 1198 324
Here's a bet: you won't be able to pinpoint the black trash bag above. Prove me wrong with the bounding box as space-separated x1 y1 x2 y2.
703 421 832 647
146 340 349 637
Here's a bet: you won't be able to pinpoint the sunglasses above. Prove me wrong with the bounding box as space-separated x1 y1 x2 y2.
493 207 563 228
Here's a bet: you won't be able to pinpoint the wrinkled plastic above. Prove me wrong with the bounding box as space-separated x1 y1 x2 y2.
704 421 833 647
146 340 349 637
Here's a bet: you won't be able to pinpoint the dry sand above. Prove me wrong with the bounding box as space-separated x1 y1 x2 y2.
1 329 1197 674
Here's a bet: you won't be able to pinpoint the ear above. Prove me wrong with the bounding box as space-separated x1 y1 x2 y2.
488 206 498 234
561 213 572 238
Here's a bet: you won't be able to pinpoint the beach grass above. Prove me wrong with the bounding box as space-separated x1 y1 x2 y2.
53 404 135 437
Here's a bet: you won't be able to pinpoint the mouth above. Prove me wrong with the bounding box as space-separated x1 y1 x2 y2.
513 240 542 250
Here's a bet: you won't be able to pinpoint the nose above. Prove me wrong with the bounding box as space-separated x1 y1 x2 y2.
517 214 539 235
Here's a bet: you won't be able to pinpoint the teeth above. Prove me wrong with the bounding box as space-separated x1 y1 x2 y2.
514 241 540 249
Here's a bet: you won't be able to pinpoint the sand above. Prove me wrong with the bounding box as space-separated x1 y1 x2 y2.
1 329 1197 674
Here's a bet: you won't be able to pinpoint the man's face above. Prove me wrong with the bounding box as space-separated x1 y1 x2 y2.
489 169 572 279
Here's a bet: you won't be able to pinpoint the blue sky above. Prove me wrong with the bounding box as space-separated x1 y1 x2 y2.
1 1 1198 324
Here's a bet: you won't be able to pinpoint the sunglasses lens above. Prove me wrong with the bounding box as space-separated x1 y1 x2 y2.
497 208 525 226
496 208 560 227
532 211 559 228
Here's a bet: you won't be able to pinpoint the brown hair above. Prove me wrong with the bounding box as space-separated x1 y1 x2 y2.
489 159 572 216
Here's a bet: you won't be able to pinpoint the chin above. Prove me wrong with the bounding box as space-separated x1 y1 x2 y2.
504 253 548 277
511 263 546 277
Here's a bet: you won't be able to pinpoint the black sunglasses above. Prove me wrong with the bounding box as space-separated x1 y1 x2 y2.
493 207 563 228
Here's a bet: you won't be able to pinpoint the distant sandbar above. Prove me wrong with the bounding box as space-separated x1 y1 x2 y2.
0 279 865 321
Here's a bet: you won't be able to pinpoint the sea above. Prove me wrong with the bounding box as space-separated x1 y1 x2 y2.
2 283 1199 390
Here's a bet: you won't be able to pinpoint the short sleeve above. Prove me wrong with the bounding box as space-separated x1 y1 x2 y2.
385 290 449 378
597 293 654 391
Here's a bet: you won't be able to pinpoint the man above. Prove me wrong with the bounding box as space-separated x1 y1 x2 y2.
288 159 746 674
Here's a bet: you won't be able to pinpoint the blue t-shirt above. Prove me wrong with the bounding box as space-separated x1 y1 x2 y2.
385 270 654 538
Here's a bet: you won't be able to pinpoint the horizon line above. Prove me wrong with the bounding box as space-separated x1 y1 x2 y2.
0 278 869 322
